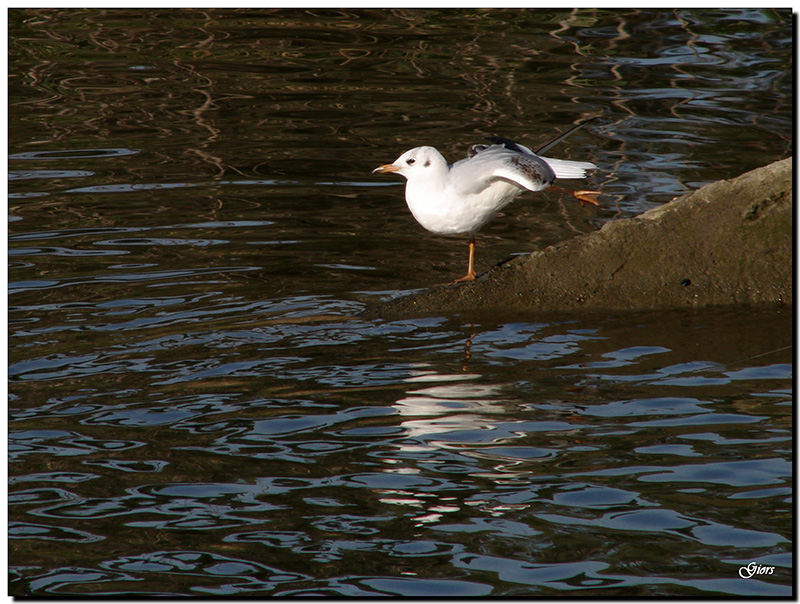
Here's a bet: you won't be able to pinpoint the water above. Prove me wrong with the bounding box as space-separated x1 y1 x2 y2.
8 8 793 597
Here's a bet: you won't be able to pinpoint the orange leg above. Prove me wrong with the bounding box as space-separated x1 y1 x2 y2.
454 235 477 283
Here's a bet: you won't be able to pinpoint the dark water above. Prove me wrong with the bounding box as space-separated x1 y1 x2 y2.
9 8 793 597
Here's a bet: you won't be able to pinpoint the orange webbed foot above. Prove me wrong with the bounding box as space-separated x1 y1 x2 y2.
452 271 477 284
571 190 601 206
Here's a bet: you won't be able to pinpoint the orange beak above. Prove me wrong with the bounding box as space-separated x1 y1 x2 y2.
372 164 401 174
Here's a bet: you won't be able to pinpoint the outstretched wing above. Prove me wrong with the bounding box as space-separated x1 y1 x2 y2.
483 135 596 180
452 144 556 194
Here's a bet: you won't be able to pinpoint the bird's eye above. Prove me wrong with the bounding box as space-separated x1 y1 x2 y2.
407 158 416 165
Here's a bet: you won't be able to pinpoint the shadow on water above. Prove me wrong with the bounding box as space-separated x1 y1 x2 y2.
9 8 793 597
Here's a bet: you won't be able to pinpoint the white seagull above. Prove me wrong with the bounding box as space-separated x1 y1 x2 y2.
373 121 601 283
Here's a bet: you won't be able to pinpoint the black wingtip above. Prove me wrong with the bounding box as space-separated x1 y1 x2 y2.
483 114 603 157
484 136 526 153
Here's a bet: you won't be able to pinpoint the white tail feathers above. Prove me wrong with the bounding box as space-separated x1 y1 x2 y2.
540 156 597 179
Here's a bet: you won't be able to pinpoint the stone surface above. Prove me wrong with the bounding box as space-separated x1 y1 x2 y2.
365 158 792 320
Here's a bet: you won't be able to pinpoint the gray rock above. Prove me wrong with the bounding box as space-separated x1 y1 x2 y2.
366 158 792 320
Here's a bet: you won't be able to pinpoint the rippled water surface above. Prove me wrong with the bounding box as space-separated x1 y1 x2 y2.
9 8 793 597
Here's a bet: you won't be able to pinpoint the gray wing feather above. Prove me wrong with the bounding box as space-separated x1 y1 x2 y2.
493 152 556 191
477 135 597 180
452 145 556 193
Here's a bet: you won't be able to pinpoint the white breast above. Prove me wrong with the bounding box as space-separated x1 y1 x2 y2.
405 178 524 235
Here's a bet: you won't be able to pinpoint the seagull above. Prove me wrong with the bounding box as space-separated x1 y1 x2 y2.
373 119 601 283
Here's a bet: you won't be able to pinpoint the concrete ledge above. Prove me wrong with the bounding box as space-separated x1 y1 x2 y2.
365 157 792 320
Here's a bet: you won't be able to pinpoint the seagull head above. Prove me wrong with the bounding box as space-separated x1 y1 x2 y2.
372 146 446 180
